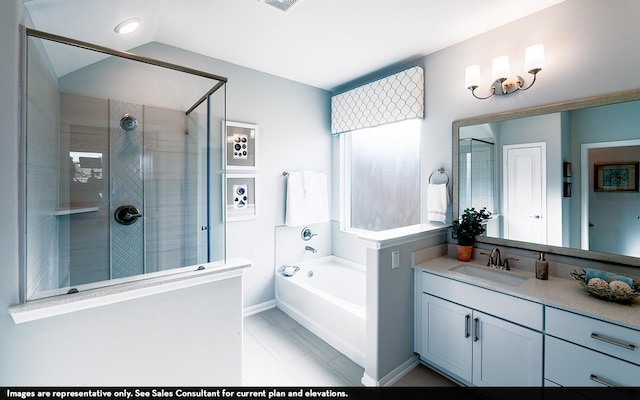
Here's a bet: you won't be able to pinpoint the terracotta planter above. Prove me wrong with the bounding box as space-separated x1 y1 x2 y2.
456 245 473 262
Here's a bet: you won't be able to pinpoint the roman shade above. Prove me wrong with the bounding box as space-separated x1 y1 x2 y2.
331 65 424 135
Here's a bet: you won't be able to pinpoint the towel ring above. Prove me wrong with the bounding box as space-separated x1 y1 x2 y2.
429 168 450 185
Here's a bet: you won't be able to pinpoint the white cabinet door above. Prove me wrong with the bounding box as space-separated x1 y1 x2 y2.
421 293 473 383
472 311 543 386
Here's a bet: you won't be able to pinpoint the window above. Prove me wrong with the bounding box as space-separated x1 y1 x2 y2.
341 119 421 232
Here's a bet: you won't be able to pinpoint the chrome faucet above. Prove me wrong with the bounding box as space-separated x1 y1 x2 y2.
305 245 317 253
481 247 518 270
488 247 501 268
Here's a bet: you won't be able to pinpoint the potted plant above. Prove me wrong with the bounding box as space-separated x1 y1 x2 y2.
451 207 491 261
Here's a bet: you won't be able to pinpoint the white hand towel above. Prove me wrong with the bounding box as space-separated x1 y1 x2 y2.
302 170 315 196
427 183 449 223
285 171 329 226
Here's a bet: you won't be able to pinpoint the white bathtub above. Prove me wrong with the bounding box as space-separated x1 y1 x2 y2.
275 255 366 367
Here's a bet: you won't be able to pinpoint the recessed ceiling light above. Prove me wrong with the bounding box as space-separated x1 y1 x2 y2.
114 18 140 35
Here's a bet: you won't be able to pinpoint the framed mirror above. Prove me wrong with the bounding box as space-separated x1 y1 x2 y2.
453 88 640 267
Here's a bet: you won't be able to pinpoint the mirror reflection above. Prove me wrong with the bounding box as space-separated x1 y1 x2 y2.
454 91 640 265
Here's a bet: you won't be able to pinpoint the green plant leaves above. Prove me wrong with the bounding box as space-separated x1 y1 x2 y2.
451 207 491 246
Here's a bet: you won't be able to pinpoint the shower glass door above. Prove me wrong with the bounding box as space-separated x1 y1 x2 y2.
24 31 226 301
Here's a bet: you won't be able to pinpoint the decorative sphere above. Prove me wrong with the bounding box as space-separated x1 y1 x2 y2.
609 280 632 294
587 277 609 290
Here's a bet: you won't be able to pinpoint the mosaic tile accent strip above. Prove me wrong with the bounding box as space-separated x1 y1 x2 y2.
331 66 424 134
109 100 145 279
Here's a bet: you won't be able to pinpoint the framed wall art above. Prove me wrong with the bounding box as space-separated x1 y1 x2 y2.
594 162 639 192
225 121 258 171
226 173 257 221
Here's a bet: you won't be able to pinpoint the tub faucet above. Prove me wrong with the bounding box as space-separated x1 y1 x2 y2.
305 245 317 253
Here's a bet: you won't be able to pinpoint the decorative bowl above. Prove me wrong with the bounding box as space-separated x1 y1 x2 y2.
571 268 640 304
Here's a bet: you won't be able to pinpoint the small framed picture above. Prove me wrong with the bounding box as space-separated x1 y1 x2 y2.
225 121 258 170
563 162 572 178
226 173 257 221
594 162 639 192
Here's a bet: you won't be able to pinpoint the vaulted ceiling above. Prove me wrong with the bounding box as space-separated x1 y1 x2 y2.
22 0 565 91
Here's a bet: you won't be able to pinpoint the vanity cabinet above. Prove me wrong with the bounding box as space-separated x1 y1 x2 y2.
545 306 640 387
417 271 543 386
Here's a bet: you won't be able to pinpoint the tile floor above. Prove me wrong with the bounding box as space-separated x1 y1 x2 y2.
242 307 458 387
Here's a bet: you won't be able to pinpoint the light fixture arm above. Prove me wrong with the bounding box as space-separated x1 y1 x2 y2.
465 44 544 100
519 68 540 91
469 85 495 100
467 70 540 100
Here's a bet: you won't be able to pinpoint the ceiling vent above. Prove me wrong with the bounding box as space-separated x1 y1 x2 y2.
263 0 300 12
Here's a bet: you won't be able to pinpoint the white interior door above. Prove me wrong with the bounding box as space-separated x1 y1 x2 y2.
503 143 546 244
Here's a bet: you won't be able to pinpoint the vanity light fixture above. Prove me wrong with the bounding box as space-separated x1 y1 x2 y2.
114 18 141 35
465 44 545 100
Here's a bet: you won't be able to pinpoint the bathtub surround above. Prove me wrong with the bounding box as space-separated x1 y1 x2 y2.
275 221 366 267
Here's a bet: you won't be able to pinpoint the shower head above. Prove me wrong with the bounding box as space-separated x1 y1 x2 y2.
120 114 139 131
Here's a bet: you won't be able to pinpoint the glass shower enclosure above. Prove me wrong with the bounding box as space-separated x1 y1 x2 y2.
458 137 496 213
23 28 227 301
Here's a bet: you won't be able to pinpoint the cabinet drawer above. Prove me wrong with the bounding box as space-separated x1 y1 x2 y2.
422 272 543 331
546 307 640 366
545 336 640 387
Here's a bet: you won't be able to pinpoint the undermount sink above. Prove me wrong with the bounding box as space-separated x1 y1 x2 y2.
449 264 529 287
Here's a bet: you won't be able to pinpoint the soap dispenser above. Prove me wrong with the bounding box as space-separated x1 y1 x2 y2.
535 252 548 280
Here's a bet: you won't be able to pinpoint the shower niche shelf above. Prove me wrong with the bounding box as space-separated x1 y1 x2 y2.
54 205 99 216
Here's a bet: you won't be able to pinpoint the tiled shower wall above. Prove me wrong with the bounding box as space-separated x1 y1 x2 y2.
25 36 60 298
59 94 200 286
274 220 366 267
59 94 110 286
143 105 201 272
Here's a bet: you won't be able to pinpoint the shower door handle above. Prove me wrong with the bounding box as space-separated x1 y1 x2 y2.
114 205 142 225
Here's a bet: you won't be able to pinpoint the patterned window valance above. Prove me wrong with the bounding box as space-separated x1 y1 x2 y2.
331 66 424 135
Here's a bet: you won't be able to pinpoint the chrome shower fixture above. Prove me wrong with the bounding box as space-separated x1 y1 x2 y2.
120 114 139 131
301 226 317 241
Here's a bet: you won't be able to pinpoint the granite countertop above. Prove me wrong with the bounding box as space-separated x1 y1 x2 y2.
414 255 640 331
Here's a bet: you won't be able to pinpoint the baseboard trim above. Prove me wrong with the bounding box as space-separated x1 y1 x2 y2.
361 355 420 387
243 300 275 317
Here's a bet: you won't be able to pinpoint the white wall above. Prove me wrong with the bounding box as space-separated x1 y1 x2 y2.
417 0 640 226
